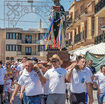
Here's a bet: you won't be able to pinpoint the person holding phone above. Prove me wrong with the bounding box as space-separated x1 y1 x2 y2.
66 56 94 104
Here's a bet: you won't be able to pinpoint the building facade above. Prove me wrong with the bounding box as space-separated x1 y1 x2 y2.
66 0 105 51
94 0 105 44
0 28 48 63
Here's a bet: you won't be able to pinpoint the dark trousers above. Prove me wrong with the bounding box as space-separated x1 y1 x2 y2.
70 92 86 104
0 85 4 104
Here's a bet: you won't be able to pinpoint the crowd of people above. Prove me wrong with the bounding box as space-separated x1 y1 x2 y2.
0 54 105 104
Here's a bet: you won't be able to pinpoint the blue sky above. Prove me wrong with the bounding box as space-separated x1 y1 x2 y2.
0 0 73 29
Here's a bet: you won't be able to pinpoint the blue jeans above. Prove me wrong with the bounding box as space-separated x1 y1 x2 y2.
26 95 41 104
98 93 105 104
23 93 27 104
85 93 88 104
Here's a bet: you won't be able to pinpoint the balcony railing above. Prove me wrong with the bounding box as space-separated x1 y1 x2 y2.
95 0 105 14
17 52 40 55
74 33 81 44
66 39 72 47
68 39 72 46
80 8 88 16
20 40 38 44
66 17 73 28
95 33 105 44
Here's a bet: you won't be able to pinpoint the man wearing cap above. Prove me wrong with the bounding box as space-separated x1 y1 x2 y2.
29 54 67 104
44 54 67 104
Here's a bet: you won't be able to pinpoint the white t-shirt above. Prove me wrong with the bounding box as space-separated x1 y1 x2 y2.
0 68 7 85
44 67 67 94
95 73 105 93
5 79 12 92
17 63 24 80
70 68 91 93
18 69 43 96
84 67 93 77
17 63 23 72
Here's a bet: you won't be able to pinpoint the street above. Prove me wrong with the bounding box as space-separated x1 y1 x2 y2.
0 91 98 104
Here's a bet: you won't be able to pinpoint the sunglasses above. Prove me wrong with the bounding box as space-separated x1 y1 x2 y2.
51 60 58 63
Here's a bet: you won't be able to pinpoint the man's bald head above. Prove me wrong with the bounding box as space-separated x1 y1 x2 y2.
25 61 34 72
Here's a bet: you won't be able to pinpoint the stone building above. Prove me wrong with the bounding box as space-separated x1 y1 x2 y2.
0 28 47 63
66 0 105 51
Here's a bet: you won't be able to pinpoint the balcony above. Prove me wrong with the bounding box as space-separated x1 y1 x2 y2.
66 17 75 29
95 0 105 17
95 33 105 44
66 39 72 47
17 52 40 56
18 40 39 45
74 33 81 44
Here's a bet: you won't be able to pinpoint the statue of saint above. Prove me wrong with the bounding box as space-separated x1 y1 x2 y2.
52 0 66 40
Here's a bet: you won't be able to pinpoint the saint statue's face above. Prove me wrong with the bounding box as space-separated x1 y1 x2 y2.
53 0 60 4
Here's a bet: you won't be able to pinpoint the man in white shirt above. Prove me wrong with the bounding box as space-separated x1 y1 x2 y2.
14 57 28 81
66 56 93 104
16 57 28 72
0 61 7 104
93 65 105 104
10 60 44 104
41 54 67 104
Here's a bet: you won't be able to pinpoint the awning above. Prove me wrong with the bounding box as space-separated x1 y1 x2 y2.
69 42 105 56
69 44 94 55
89 42 105 55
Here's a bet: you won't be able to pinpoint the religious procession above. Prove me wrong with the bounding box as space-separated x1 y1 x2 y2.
0 0 105 104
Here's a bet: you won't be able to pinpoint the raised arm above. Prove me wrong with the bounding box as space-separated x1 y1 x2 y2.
66 62 77 82
86 82 94 104
10 84 21 104
33 64 47 85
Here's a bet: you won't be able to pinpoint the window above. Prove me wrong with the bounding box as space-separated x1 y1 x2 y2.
10 57 14 60
10 33 13 39
6 57 9 60
17 45 21 51
80 5 84 14
75 10 79 19
25 35 32 43
13 33 16 39
6 33 10 39
85 21 87 40
70 32 72 41
18 33 22 40
38 33 44 40
6 33 16 39
6 44 19 51
25 47 31 55
38 45 45 52
10 45 13 51
13 45 16 51
34 34 37 42
6 45 10 51
78 26 80 34
92 17 95 37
